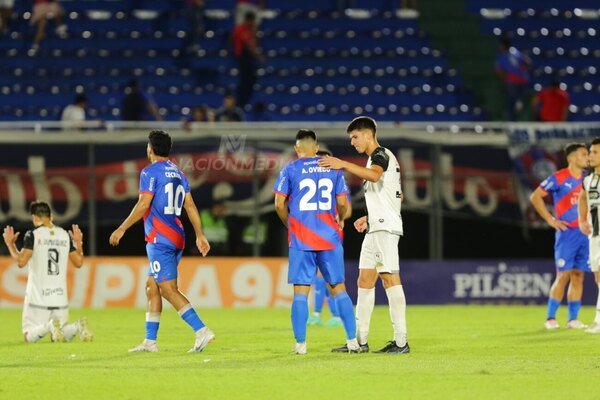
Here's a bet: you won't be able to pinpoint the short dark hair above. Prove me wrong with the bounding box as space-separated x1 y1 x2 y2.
75 94 88 104
346 116 377 135
316 149 332 157
29 201 51 218
564 142 586 158
148 130 172 157
500 37 511 49
296 129 317 142
591 138 600 147
244 11 256 22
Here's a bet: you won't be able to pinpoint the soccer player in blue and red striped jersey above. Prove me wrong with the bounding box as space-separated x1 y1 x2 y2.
530 142 590 330
273 129 360 354
307 149 352 328
109 130 214 353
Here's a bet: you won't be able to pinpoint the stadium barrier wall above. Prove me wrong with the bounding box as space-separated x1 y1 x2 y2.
1 257 597 307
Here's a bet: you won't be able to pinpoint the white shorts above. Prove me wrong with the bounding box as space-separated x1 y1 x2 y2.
359 231 400 273
22 303 69 334
590 236 600 272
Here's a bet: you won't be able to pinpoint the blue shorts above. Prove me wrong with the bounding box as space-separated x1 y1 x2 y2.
554 229 590 272
288 246 345 285
146 243 183 283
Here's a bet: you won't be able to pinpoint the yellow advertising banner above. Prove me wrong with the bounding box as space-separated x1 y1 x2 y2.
0 257 293 308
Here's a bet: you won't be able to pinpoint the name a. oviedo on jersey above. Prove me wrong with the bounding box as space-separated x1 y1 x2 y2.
302 166 330 174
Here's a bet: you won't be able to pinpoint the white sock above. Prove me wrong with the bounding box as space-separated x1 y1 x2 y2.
385 285 407 347
356 287 375 345
595 283 600 324
25 324 50 343
62 322 79 341
312 312 321 318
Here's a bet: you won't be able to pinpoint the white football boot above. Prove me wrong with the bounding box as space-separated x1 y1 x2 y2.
294 342 307 355
188 327 215 353
544 319 560 330
128 340 159 353
585 322 600 334
565 320 588 329
49 318 66 342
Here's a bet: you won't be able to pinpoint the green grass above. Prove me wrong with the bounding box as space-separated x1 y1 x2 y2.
1 306 599 400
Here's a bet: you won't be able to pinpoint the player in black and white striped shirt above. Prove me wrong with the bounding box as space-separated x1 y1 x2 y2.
2 201 93 343
319 116 408 354
579 138 600 334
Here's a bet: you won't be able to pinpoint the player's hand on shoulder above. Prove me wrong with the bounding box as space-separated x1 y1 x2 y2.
354 216 368 233
2 226 20 244
579 220 592 235
550 218 568 231
109 227 125 246
69 224 83 243
318 156 344 170
196 235 210 257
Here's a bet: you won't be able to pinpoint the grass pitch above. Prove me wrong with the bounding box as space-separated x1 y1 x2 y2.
1 305 599 400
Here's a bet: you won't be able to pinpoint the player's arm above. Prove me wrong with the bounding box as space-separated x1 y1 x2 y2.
335 195 348 229
578 188 591 235
183 192 210 257
318 157 383 182
274 193 289 227
2 226 33 268
529 187 567 231
109 192 154 246
68 224 84 268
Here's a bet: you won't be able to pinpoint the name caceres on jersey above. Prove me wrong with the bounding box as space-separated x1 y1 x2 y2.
583 172 600 237
22 225 75 308
364 147 403 235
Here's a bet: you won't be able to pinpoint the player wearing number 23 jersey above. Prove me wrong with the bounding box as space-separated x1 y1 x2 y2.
273 129 359 355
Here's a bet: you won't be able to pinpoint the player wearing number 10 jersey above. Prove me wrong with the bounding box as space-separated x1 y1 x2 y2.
109 130 214 353
273 129 360 354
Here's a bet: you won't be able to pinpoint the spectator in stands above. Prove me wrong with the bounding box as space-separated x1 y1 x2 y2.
496 38 531 121
235 0 264 26
182 104 215 131
248 101 272 121
30 0 68 52
215 93 245 122
185 0 205 53
533 79 570 122
121 79 163 121
0 0 13 35
60 94 88 130
232 11 265 107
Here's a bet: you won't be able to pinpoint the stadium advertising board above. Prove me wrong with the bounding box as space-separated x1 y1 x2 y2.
2 257 596 307
0 140 519 226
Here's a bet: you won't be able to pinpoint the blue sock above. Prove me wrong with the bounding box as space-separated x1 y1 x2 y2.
145 322 159 340
314 277 327 313
333 292 357 340
179 305 205 332
326 290 339 317
145 312 160 341
568 300 581 321
546 298 560 320
291 294 308 343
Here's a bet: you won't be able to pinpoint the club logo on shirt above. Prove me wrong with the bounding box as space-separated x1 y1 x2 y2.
379 218 384 223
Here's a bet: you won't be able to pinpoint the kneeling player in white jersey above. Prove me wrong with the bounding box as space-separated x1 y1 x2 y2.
2 201 93 343
319 116 409 354
579 138 600 334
